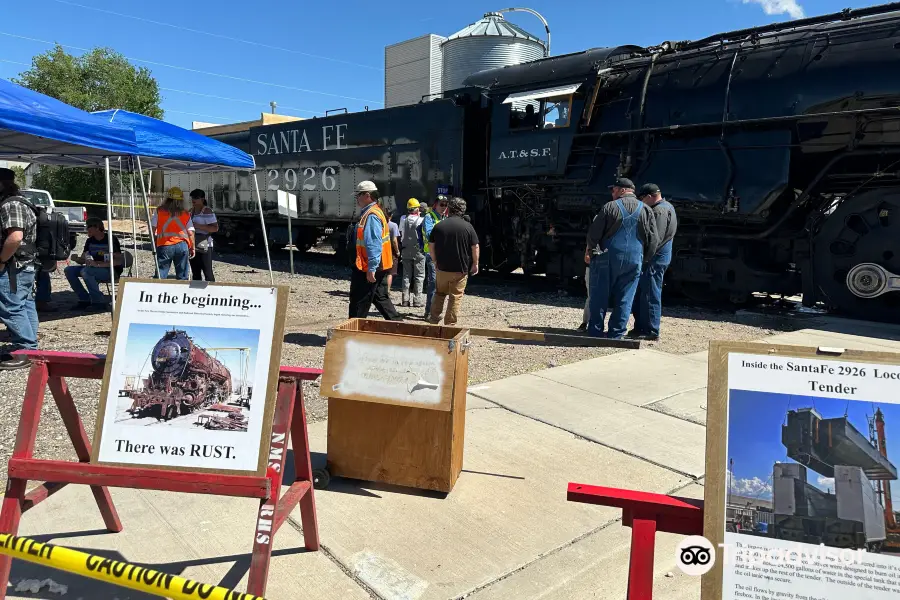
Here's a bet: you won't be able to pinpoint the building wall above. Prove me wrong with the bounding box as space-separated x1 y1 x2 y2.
385 34 445 108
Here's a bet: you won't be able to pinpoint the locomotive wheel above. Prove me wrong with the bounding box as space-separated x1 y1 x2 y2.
812 190 900 322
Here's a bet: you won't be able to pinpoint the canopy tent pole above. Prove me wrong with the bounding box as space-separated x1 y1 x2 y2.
104 158 116 310
136 156 162 279
128 169 139 278
251 171 274 286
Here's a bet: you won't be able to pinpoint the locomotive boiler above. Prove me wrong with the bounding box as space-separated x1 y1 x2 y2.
173 2 900 322
128 329 232 421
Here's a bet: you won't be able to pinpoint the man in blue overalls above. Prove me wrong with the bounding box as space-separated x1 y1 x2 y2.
585 178 659 339
631 183 678 341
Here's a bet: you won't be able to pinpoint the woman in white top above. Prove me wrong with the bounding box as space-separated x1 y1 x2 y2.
189 189 219 282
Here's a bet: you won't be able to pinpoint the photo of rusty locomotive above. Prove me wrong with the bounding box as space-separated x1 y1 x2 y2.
127 329 233 421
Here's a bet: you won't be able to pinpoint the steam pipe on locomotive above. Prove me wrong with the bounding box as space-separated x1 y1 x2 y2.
126 329 242 421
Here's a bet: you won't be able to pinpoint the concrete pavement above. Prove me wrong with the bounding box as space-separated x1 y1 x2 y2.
6 316 900 600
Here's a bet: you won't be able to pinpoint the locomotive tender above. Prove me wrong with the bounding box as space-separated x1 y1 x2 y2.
128 329 232 421
175 3 900 321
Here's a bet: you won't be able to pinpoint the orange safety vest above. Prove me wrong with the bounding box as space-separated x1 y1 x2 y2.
355 203 392 272
155 208 193 249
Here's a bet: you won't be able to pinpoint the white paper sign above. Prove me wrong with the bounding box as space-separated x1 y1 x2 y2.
333 339 445 406
277 190 298 218
722 352 900 600
95 281 279 472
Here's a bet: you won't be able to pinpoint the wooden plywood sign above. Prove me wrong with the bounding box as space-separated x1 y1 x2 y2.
321 328 459 411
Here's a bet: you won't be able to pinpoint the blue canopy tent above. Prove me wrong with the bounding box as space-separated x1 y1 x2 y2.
89 110 271 296
0 78 141 311
0 78 138 163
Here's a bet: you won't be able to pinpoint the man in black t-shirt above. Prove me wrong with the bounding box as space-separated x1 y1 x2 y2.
64 218 123 311
426 197 479 326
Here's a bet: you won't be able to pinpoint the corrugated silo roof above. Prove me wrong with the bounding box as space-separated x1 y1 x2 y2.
446 12 544 45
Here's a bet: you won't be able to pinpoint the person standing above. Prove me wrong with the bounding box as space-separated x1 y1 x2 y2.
387 209 400 291
427 197 479 326
421 195 448 318
348 181 402 321
0 168 38 370
630 183 678 341
585 177 658 339
189 189 218 282
65 217 123 311
399 198 425 307
151 187 195 280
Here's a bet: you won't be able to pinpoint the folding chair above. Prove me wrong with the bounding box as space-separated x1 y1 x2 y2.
103 250 134 297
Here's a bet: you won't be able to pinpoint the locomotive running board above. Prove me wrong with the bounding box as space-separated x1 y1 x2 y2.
468 328 641 349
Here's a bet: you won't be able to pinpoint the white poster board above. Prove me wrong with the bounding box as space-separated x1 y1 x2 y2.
92 279 289 475
704 342 900 600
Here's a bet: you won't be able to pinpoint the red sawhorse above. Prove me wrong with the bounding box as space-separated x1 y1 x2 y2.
0 350 322 599
567 483 705 600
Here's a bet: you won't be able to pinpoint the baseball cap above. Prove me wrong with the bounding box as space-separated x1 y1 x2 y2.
407 198 420 209
355 180 378 195
608 177 635 190
167 186 184 202
0 168 15 182
638 183 660 197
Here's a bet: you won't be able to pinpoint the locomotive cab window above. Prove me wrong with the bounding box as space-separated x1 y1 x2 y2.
503 83 580 131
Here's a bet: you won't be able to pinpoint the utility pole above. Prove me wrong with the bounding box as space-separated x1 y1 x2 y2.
270 101 277 114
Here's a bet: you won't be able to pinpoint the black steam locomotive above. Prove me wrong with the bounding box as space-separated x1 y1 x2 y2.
128 330 232 420
179 3 900 322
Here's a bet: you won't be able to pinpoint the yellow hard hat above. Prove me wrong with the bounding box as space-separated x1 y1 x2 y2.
167 187 184 202
407 198 420 210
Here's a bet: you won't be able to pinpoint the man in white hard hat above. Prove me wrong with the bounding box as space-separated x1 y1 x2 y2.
348 181 402 321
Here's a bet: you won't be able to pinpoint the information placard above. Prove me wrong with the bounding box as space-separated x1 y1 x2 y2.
92 279 289 475
704 342 900 600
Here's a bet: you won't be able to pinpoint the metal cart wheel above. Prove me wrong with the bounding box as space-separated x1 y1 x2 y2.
312 468 331 490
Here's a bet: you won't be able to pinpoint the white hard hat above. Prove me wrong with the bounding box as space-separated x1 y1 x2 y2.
355 180 378 194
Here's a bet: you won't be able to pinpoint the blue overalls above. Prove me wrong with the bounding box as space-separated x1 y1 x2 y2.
635 201 673 338
587 199 644 339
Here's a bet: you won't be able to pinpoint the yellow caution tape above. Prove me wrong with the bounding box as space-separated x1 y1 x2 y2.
0 533 265 600
53 199 159 210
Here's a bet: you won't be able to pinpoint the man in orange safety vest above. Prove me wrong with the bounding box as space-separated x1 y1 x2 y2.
348 181 402 320
151 187 195 280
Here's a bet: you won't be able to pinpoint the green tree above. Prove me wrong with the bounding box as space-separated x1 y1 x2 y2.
10 165 26 189
14 45 163 206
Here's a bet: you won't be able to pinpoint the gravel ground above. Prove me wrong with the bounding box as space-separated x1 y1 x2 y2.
0 227 801 485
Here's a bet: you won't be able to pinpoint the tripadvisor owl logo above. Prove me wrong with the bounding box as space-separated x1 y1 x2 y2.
676 536 716 576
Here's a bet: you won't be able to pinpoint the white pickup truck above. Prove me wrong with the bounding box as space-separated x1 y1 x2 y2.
19 188 85 250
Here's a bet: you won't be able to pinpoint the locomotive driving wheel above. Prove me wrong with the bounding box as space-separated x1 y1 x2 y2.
812 190 900 322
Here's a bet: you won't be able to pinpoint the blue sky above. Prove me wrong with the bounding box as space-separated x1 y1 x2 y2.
727 389 900 503
0 0 887 129
120 323 260 387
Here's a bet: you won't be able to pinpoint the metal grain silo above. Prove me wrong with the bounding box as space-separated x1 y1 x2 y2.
441 11 547 93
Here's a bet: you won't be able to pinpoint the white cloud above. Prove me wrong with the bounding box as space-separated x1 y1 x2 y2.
742 0 805 19
817 476 835 490
727 471 774 499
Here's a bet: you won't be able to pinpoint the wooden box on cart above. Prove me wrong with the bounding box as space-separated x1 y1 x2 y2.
320 318 470 493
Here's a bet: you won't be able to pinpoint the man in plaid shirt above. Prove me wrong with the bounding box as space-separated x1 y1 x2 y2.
0 168 38 370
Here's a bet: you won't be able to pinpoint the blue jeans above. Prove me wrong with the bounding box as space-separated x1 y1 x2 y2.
424 253 436 315
634 244 672 338
36 269 51 303
0 266 38 351
587 253 642 340
156 242 190 280
65 265 111 304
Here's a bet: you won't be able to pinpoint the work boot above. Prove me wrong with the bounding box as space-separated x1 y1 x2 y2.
71 301 90 311
36 301 56 313
625 329 645 339
576 322 587 332
0 354 31 371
